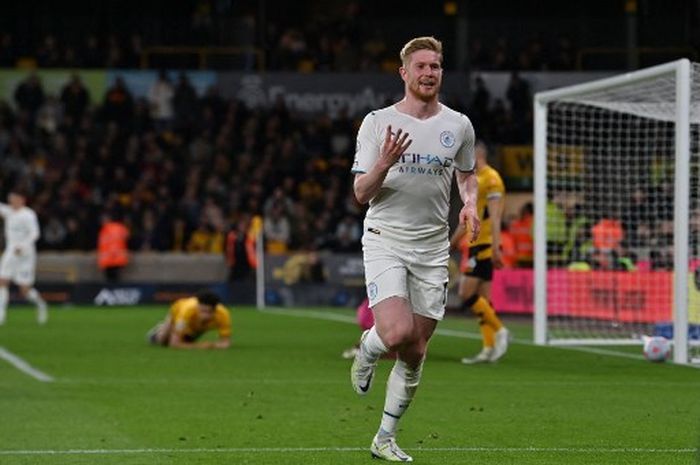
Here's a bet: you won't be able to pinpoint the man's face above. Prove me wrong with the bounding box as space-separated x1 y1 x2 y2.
400 49 443 102
198 304 216 323
8 193 25 210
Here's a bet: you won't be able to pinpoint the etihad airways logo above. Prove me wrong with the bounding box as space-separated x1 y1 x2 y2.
398 153 453 167
395 153 453 176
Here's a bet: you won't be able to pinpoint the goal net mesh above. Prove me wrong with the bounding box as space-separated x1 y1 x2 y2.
543 63 700 354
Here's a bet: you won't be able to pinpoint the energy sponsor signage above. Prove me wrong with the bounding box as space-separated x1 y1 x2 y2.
492 269 697 324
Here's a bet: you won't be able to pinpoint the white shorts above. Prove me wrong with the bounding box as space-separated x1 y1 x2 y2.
362 230 449 320
0 250 36 286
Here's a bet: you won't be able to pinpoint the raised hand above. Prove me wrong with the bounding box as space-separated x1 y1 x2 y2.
378 125 412 170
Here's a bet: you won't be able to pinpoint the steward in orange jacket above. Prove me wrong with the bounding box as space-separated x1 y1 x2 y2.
98 214 129 282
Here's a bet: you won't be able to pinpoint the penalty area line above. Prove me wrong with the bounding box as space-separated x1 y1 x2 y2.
262 308 668 363
0 446 695 456
0 346 54 382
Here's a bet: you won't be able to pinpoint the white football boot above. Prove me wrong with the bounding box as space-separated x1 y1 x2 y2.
370 436 413 462
350 330 376 395
461 347 494 365
489 327 510 362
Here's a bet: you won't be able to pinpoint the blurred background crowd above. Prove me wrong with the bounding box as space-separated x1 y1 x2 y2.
1 0 696 72
0 0 698 269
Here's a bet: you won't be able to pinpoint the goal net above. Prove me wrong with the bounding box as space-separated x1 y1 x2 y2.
533 60 700 363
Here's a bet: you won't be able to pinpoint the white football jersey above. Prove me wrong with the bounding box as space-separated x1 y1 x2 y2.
0 203 40 255
352 103 475 243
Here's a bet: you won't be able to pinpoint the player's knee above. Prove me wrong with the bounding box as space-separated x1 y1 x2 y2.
462 294 479 309
400 343 428 369
464 292 479 307
381 322 414 350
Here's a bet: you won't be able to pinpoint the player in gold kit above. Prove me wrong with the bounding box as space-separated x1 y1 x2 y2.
450 141 509 364
147 290 231 349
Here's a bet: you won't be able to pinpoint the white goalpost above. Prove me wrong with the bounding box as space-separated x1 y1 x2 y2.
533 59 700 364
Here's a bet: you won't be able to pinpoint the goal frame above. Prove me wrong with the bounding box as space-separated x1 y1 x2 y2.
533 59 692 364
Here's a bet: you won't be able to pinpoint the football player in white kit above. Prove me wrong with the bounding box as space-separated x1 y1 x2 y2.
0 188 48 325
350 36 480 462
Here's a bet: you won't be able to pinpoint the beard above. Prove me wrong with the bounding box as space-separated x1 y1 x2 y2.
408 79 440 102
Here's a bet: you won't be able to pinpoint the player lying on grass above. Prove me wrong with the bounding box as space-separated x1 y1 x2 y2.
147 290 231 349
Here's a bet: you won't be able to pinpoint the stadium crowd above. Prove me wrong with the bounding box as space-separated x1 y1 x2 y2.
0 68 539 257
1 72 366 254
0 0 580 72
0 30 577 73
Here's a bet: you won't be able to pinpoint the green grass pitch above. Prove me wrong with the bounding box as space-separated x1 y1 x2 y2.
0 305 699 465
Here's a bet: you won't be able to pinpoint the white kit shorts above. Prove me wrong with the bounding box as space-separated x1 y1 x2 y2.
0 249 36 286
362 228 449 320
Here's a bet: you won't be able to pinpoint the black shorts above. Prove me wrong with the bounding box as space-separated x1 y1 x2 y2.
463 245 493 281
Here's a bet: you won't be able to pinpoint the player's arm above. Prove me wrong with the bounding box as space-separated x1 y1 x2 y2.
212 310 232 349
167 316 218 350
456 169 480 242
0 203 10 218
212 336 230 349
488 194 505 268
168 331 221 350
353 125 411 204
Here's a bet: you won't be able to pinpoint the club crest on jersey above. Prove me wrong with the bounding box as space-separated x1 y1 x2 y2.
440 130 455 148
367 282 378 300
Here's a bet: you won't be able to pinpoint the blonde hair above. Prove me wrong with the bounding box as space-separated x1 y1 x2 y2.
399 36 443 66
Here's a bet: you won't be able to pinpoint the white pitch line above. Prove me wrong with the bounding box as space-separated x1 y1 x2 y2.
0 347 54 382
0 446 695 456
260 308 357 324
260 308 700 365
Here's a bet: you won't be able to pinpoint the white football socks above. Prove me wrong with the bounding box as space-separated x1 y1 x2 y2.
26 288 45 307
26 288 48 324
360 326 388 363
377 358 424 440
0 286 8 325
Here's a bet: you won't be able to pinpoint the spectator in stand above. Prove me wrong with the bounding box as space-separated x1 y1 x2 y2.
469 38 491 70
105 35 124 68
264 203 292 254
97 211 130 282
123 33 144 69
623 188 653 250
0 33 16 67
64 45 80 67
551 36 576 70
263 187 294 218
335 214 361 253
546 195 568 267
187 219 223 253
148 70 175 131
510 202 534 267
82 34 104 68
506 71 532 132
224 215 257 282
36 34 62 68
173 73 199 134
590 216 632 270
60 74 90 124
14 74 45 122
500 219 517 268
36 96 62 135
275 28 308 70
103 77 134 125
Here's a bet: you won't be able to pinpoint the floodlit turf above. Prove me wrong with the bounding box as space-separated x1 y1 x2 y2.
0 305 699 465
